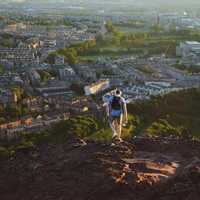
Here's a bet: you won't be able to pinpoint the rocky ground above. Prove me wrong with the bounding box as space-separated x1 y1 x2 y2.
0 136 200 200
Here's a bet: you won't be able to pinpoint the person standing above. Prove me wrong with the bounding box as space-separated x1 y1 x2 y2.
107 89 128 141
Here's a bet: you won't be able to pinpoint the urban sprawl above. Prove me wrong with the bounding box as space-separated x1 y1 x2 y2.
1 4 200 138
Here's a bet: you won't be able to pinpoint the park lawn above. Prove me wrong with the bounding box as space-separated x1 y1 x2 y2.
79 55 101 62
116 25 150 33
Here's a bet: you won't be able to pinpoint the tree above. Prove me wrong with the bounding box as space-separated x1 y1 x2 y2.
0 64 5 75
70 83 84 95
105 21 116 34
11 86 23 102
0 117 6 124
96 34 104 44
66 52 77 65
37 70 51 82
46 52 58 64
5 105 22 120
151 25 164 34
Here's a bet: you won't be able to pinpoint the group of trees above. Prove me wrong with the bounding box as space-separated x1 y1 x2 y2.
37 70 51 82
37 69 57 82
0 33 13 48
88 21 175 56
0 104 28 124
172 63 200 74
96 22 200 57
56 48 78 65
45 21 200 63
46 39 97 65
169 28 200 41
70 83 84 95
0 64 5 75
0 86 30 124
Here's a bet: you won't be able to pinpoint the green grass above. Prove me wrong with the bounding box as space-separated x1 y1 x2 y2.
128 88 200 138
88 128 113 141
116 25 150 33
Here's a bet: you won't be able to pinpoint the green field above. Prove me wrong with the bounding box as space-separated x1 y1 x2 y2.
116 25 150 33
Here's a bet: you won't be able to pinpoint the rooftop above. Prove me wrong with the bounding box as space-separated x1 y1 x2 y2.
185 41 200 45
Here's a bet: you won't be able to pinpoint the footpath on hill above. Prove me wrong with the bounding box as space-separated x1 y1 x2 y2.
0 136 200 200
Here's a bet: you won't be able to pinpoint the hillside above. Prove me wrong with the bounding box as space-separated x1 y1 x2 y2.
128 88 200 138
0 136 200 200
1 89 200 200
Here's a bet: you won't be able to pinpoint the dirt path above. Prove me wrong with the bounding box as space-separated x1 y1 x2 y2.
0 137 200 200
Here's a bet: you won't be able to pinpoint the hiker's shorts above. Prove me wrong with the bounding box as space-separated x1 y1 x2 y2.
109 109 122 122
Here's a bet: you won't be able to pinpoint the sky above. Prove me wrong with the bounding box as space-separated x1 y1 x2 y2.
1 0 200 9
2 0 200 3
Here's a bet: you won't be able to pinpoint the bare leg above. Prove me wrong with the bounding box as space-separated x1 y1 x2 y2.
109 118 117 137
114 119 118 134
117 114 123 139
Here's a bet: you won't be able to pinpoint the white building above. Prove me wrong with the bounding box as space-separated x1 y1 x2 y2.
145 81 171 88
41 39 57 49
84 79 110 96
177 41 200 58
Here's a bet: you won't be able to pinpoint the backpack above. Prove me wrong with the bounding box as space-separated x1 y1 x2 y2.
111 96 122 110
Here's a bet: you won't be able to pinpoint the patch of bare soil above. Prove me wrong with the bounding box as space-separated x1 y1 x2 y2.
0 136 200 200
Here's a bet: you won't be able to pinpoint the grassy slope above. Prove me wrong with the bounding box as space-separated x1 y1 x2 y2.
1 88 200 157
128 88 200 138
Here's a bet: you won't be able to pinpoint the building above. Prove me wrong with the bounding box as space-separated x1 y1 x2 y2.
145 81 171 88
58 67 76 81
41 39 57 49
0 89 18 106
84 79 110 96
55 56 65 65
77 65 97 81
0 48 38 65
177 41 200 58
29 69 41 85
35 86 72 97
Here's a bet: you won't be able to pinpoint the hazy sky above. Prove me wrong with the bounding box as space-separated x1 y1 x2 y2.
3 0 200 3
2 0 200 9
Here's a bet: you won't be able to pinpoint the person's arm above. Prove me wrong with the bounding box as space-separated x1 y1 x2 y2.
106 97 112 117
122 98 128 123
106 102 111 117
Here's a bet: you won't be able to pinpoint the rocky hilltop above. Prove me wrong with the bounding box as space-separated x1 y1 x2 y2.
0 136 200 200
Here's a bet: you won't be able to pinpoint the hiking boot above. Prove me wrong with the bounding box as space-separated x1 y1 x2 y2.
116 137 123 143
112 133 118 140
